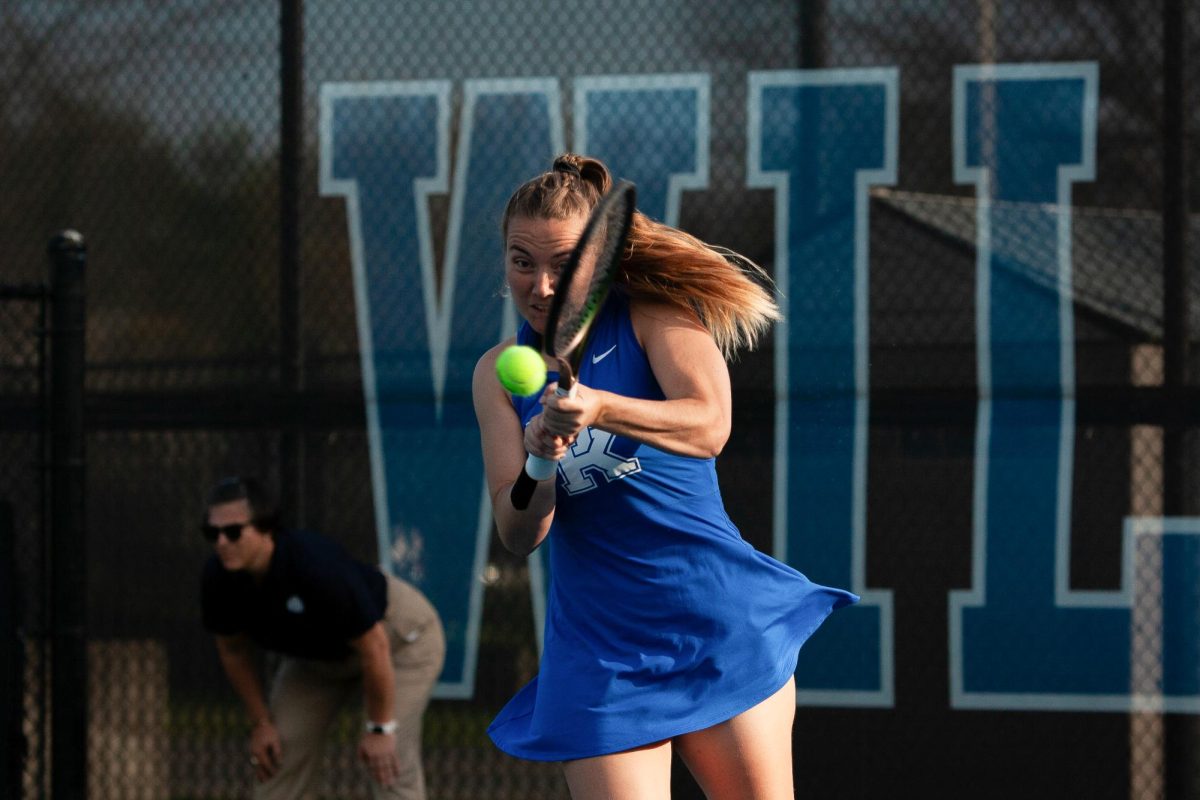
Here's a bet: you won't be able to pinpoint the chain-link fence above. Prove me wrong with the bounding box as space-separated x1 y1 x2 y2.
1 1 1198 798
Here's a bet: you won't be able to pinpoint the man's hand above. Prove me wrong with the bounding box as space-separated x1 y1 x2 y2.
249 719 282 782
358 731 401 787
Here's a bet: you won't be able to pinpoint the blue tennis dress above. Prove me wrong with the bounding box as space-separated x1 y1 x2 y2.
488 293 858 761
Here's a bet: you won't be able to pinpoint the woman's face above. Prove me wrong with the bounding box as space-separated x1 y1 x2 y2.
505 213 587 334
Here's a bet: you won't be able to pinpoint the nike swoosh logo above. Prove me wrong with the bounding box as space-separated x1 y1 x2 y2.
591 345 617 364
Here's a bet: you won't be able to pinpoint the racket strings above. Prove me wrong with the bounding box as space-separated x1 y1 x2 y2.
554 228 622 354
549 188 634 361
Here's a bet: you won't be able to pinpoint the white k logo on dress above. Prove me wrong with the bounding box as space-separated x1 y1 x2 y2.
559 428 641 494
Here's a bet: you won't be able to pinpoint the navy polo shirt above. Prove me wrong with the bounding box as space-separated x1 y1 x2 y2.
201 528 387 661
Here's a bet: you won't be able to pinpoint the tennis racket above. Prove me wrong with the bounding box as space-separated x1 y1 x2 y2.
509 180 636 510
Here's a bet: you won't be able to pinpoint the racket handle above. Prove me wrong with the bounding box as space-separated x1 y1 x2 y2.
510 454 558 510
511 384 573 509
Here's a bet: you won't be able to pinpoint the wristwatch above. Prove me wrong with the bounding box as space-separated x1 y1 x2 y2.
365 719 398 735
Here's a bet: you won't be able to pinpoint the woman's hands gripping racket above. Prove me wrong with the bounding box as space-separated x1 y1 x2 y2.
509 181 636 510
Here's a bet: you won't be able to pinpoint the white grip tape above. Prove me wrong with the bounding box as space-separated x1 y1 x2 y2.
524 453 557 481
523 380 573 481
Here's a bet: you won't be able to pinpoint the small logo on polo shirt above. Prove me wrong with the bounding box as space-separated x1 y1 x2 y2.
286 595 305 614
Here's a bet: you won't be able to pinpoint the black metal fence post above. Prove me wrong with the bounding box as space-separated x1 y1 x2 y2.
799 0 825 69
1161 0 1190 510
1 502 23 800
1161 0 1193 795
47 230 87 799
280 0 306 528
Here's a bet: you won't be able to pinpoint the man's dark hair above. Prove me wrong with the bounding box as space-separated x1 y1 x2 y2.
204 476 281 533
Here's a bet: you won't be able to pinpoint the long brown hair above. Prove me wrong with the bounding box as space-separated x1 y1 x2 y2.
503 154 780 359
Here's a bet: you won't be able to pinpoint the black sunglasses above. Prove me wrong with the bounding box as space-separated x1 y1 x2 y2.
201 522 251 543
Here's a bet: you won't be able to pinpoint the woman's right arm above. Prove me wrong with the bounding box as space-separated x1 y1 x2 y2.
472 342 559 556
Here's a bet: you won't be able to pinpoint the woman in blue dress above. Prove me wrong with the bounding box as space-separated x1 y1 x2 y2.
472 153 857 799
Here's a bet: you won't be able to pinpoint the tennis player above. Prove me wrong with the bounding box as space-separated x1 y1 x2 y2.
472 154 858 799
199 476 445 800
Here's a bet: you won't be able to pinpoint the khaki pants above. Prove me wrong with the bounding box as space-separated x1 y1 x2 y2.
256 575 445 800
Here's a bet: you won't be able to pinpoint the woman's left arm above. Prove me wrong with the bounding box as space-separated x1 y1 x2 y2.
539 300 731 458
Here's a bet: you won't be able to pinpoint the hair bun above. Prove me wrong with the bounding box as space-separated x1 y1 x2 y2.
552 156 582 178
558 154 611 195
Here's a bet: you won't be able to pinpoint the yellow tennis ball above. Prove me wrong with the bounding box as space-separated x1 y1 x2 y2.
496 345 547 397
